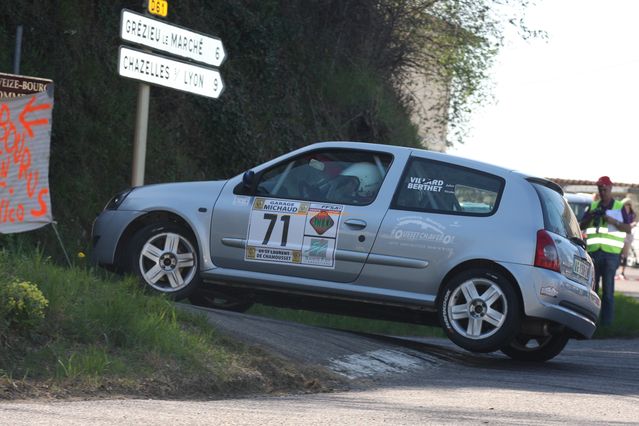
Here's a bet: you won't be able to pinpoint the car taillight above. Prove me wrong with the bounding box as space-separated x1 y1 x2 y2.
535 229 560 272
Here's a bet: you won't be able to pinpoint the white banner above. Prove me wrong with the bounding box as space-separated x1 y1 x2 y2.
0 90 54 233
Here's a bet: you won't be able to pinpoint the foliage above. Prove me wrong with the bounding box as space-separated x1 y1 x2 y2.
0 278 49 343
0 0 537 257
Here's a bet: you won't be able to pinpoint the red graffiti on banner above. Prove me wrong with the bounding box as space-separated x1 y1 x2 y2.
0 95 51 224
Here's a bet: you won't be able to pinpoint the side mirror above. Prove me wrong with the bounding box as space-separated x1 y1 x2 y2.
242 170 255 191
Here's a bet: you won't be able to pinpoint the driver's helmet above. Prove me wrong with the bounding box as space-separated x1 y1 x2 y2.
339 162 383 198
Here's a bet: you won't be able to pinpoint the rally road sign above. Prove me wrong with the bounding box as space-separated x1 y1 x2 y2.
120 9 225 67
118 46 224 99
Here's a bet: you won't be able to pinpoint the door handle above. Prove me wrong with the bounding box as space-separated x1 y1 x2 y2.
344 219 367 229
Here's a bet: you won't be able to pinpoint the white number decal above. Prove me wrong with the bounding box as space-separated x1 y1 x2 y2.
246 198 343 267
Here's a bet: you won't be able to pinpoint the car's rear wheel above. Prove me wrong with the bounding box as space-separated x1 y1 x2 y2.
127 221 201 300
438 268 521 353
189 288 254 312
501 332 570 362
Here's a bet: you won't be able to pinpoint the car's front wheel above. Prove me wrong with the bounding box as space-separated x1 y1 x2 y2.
500 332 569 362
438 268 521 353
127 221 201 300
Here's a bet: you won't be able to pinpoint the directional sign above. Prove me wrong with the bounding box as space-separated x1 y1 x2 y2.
118 46 224 99
120 9 225 67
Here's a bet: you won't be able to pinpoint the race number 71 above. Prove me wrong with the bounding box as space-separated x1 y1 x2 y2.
262 213 290 246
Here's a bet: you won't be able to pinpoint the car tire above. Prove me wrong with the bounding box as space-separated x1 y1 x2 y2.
127 221 201 300
438 268 521 353
500 332 569 362
189 289 254 313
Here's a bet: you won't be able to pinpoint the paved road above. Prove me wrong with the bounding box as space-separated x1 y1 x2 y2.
2 305 639 425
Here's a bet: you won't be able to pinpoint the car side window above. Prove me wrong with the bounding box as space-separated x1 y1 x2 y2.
254 149 393 205
392 157 504 215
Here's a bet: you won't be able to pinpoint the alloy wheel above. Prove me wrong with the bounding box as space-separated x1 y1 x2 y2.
138 231 197 292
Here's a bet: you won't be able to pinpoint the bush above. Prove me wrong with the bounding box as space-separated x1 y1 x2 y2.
0 280 49 343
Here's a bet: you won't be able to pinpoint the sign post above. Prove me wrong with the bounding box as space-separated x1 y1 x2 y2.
131 83 150 187
118 3 226 186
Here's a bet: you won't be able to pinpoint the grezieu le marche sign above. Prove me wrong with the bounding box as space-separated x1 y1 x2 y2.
120 9 226 67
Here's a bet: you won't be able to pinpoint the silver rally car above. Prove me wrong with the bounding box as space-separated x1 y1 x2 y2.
92 142 600 361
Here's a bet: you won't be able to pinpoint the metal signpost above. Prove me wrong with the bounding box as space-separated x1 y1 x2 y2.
118 1 226 186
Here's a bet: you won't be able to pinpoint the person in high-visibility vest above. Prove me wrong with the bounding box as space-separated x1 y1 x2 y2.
579 176 633 326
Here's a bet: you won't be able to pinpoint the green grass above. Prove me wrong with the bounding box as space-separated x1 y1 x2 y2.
593 293 639 338
0 250 318 398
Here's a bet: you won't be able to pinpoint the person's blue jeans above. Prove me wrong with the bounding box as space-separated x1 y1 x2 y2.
590 250 620 326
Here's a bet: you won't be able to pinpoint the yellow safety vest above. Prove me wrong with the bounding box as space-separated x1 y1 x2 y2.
585 199 625 254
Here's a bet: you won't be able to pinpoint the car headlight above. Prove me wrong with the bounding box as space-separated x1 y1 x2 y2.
104 188 134 210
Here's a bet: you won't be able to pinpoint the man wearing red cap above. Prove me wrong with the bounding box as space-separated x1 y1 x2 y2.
580 176 633 326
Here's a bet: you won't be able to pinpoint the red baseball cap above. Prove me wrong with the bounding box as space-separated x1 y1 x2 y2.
596 176 613 186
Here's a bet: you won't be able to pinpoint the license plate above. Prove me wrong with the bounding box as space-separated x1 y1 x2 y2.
573 256 590 280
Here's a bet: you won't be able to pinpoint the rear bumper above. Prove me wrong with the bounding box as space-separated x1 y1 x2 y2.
502 262 601 338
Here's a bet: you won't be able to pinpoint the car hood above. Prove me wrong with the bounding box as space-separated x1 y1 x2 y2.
119 180 229 211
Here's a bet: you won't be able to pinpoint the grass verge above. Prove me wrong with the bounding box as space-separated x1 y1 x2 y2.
593 293 639 338
0 251 337 400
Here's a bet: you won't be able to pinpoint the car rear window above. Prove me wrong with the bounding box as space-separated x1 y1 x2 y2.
391 157 504 215
531 181 582 239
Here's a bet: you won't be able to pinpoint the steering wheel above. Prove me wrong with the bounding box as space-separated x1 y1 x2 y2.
325 175 360 203
299 181 323 199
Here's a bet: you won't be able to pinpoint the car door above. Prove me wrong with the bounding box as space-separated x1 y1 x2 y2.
359 155 506 297
209 147 399 283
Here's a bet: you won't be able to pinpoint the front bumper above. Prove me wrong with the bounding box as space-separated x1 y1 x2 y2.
504 262 601 338
91 209 145 267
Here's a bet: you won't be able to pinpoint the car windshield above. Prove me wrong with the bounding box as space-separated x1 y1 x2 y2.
532 182 582 239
